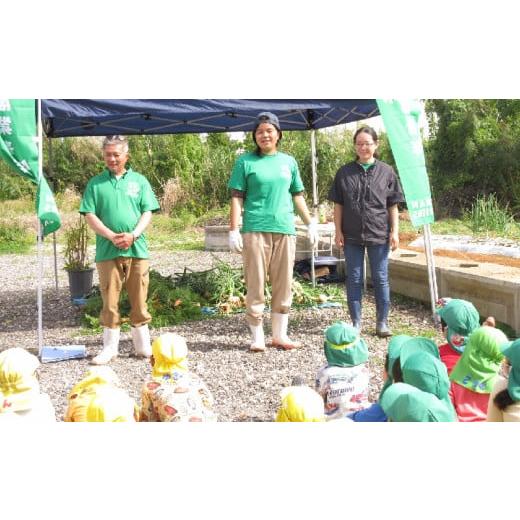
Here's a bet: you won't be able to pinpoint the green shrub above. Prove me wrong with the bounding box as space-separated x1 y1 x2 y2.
464 193 515 235
0 221 34 254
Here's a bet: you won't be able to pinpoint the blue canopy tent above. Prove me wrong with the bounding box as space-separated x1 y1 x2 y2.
42 98 380 213
42 99 379 136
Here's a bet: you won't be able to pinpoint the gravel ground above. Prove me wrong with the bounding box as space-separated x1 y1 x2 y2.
0 244 442 421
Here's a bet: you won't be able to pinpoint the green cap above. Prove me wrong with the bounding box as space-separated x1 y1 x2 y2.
399 337 440 367
380 382 456 422
436 299 480 353
324 321 368 367
450 326 508 394
402 350 449 399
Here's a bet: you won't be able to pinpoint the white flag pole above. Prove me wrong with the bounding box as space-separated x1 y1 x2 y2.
37 99 44 355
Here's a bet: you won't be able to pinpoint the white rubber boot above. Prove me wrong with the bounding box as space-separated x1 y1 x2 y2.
249 323 266 352
271 313 301 350
92 327 120 365
131 324 152 358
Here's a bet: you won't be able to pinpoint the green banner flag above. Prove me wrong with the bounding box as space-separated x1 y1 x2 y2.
376 99 434 228
0 99 61 235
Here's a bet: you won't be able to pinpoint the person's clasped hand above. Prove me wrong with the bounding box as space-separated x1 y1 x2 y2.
228 229 243 253
307 218 319 248
113 232 134 250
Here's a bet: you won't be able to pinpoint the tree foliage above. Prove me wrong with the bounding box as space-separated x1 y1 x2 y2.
425 99 520 217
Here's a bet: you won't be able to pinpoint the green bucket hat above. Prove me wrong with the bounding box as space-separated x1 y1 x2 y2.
436 299 480 354
399 337 440 367
450 326 508 394
324 321 368 367
502 338 520 401
380 382 456 422
402 350 449 399
378 335 411 400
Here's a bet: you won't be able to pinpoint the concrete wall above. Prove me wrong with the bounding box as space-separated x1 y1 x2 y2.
388 250 520 334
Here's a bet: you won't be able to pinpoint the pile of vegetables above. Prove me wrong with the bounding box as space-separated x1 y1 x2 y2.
81 260 345 331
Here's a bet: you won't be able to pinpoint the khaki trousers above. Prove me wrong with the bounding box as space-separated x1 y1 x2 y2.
96 257 152 329
242 232 296 326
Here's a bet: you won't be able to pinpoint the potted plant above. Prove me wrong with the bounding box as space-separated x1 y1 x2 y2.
64 215 94 301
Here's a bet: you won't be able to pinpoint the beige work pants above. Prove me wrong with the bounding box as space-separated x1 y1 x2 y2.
242 232 296 326
96 257 151 329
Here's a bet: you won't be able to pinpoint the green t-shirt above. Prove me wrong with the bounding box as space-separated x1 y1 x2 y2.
79 168 160 262
228 151 304 234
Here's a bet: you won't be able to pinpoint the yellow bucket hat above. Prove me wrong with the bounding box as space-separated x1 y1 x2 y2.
151 333 188 378
85 387 138 422
0 348 40 413
276 386 325 422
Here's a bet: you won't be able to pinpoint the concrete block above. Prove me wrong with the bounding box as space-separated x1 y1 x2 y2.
388 249 520 334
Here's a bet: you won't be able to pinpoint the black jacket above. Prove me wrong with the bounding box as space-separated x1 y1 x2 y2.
327 160 404 245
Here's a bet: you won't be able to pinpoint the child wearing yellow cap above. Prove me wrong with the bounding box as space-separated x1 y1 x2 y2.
0 348 56 421
315 321 370 420
275 385 325 422
140 333 216 422
65 366 139 422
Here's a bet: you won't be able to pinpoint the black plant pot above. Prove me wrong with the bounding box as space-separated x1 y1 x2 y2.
67 268 94 300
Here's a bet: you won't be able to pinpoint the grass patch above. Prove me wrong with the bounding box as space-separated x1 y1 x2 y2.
148 213 204 251
463 193 516 236
0 221 34 254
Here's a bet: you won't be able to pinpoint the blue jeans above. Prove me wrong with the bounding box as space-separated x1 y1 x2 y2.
344 242 390 324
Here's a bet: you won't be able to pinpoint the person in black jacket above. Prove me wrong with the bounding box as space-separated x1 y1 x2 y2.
328 126 404 337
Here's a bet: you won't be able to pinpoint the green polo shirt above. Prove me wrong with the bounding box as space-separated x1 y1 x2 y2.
79 167 160 262
228 151 304 234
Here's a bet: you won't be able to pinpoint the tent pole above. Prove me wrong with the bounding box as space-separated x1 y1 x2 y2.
310 129 318 215
48 137 59 296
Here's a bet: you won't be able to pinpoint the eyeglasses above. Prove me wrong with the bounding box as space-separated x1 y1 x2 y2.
355 142 376 148
105 135 127 142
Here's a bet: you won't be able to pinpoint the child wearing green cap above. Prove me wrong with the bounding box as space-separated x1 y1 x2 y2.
449 325 509 421
315 321 370 420
435 298 481 375
487 338 520 421
380 382 455 422
348 334 411 422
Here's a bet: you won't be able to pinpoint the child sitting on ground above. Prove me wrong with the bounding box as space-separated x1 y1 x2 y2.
65 366 138 422
348 335 411 422
487 338 520 422
315 321 370 420
275 385 325 422
380 382 455 422
0 347 56 421
449 325 509 422
435 297 495 375
140 333 216 422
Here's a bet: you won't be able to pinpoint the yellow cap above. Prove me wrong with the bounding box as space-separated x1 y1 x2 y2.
0 348 40 412
151 333 188 378
275 386 325 422
85 387 137 422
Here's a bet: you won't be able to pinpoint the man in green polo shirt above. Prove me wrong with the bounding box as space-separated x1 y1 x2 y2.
80 135 160 365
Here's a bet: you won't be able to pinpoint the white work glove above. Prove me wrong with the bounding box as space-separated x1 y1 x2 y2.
228 229 243 253
307 218 319 248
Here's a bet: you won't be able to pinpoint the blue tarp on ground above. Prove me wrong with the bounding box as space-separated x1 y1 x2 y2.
41 99 379 137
